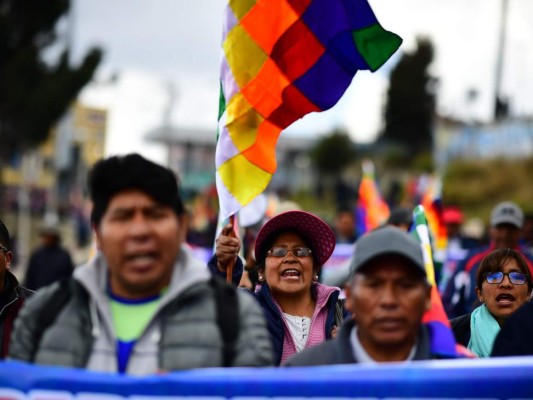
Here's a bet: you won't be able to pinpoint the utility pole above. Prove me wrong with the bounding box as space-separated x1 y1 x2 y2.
494 0 509 120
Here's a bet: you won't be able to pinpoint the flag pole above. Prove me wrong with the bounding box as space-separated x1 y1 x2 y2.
226 214 236 284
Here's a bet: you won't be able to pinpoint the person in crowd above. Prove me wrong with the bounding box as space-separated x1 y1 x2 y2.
24 225 75 291
386 206 413 231
212 210 344 365
443 206 480 252
9 153 273 374
321 206 413 289
442 201 533 319
439 206 481 293
333 207 358 244
491 301 533 357
0 220 33 358
238 222 261 290
284 226 458 366
450 248 532 357
523 213 533 253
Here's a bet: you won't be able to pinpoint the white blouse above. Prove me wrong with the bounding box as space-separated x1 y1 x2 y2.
283 313 312 352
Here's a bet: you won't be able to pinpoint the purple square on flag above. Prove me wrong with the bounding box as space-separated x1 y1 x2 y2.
343 0 378 29
300 0 351 45
328 32 369 74
294 51 354 111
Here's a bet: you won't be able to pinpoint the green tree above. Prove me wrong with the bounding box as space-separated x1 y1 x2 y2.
309 129 357 203
0 0 102 161
379 36 437 158
310 129 356 174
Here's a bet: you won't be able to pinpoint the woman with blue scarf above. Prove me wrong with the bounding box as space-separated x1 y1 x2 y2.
450 249 532 357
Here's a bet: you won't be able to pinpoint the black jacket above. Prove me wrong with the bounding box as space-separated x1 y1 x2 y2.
284 318 434 366
450 313 471 347
0 271 33 358
492 302 533 357
24 245 74 291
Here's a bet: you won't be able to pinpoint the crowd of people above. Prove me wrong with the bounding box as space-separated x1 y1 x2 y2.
0 153 532 376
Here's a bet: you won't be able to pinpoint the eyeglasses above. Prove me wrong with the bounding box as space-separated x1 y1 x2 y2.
484 271 527 285
266 247 312 258
0 244 8 254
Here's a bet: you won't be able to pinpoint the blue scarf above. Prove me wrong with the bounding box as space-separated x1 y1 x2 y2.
468 304 500 357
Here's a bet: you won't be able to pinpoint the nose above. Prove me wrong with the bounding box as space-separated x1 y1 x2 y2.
129 214 152 239
282 250 298 262
499 274 513 287
380 284 399 308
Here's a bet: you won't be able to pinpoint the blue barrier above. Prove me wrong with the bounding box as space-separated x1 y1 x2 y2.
1 357 533 399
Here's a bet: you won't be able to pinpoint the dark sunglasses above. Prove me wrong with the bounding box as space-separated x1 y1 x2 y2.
484 271 527 285
266 247 312 258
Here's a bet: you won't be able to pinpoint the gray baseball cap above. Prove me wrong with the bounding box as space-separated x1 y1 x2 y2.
490 201 524 228
349 226 426 279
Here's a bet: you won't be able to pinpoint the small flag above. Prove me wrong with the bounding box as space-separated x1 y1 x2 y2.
217 0 402 219
420 175 447 282
411 205 468 357
356 160 390 234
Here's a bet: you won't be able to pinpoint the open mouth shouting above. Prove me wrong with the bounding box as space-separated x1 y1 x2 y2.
125 252 158 270
281 269 302 280
495 293 516 305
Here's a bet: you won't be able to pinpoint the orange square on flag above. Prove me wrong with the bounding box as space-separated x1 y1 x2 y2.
241 58 289 119
242 119 282 174
240 0 299 54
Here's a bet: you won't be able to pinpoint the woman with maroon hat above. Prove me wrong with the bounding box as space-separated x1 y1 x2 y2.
211 210 344 365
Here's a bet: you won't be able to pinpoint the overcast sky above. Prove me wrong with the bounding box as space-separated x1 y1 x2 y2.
72 0 533 164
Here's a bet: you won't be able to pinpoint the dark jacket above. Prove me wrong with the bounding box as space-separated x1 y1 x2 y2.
0 271 33 358
206 254 245 286
255 282 340 365
284 318 434 366
450 313 471 347
24 245 74 291
492 301 533 357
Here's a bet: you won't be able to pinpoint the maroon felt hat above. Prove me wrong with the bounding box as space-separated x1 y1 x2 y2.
254 210 336 266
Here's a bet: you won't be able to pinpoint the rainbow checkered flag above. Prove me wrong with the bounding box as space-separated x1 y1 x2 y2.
411 205 470 357
217 0 402 219
421 175 447 280
356 160 390 234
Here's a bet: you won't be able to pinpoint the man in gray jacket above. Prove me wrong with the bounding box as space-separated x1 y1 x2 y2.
10 154 273 374
285 227 436 365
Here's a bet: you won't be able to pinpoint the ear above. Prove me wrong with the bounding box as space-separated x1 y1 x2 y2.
476 286 484 303
91 225 102 250
5 251 13 269
92 223 103 250
344 280 354 315
424 284 432 311
177 214 188 243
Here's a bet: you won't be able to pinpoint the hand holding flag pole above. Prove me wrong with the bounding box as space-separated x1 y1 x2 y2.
226 215 237 283
215 215 240 283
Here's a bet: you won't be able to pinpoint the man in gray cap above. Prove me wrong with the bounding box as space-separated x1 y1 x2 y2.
284 226 438 365
442 201 533 319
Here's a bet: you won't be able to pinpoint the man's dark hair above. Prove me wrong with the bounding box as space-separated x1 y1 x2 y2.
0 220 10 250
88 154 185 226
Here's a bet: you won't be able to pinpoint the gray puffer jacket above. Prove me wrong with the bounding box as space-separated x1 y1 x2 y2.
9 246 274 374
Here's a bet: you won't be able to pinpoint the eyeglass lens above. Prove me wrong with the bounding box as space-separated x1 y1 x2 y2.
485 271 526 285
268 247 312 257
